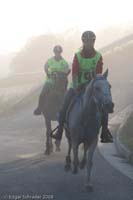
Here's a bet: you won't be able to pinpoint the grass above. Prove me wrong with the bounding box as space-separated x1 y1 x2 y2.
119 113 133 152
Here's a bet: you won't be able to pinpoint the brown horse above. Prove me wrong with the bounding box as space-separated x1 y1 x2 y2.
41 71 70 155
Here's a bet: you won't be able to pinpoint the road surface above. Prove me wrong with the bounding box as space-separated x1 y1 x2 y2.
0 99 133 200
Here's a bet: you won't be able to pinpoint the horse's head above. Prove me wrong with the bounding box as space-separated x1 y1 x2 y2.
50 71 70 91
86 69 114 113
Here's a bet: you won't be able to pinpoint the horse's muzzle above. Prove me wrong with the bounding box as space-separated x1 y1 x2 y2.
105 102 114 113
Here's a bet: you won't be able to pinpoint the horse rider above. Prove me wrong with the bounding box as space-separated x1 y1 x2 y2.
52 31 113 143
33 45 70 115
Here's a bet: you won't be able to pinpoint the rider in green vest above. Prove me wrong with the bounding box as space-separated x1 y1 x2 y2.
52 31 113 143
34 45 70 115
70 50 101 88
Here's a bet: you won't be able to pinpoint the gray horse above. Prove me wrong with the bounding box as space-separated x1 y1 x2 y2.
41 71 69 155
64 69 114 191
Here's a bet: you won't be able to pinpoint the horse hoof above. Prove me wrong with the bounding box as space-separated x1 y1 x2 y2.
85 183 93 192
55 140 61 146
64 164 71 172
44 149 50 155
55 147 61 152
50 149 53 153
72 168 78 174
79 161 86 169
50 148 53 153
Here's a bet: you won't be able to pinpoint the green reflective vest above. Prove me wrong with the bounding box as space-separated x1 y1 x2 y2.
45 57 69 86
70 50 101 88
47 57 69 74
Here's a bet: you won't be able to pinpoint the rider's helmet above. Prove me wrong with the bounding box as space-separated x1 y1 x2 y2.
81 31 96 42
53 45 63 53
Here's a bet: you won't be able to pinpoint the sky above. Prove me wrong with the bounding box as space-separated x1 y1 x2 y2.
0 0 133 55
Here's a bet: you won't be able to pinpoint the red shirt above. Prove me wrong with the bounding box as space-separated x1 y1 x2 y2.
72 48 103 78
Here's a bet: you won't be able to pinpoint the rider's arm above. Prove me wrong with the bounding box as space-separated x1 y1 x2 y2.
44 62 50 77
64 63 70 75
62 59 71 75
72 54 79 89
96 56 103 74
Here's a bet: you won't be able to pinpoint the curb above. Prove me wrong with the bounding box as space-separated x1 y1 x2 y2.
109 106 133 165
115 124 133 164
98 135 133 180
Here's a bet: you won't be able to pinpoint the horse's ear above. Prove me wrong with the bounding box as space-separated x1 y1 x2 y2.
103 69 108 79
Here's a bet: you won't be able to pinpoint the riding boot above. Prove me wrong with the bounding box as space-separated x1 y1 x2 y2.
52 88 75 141
100 111 113 143
34 95 43 115
33 84 48 115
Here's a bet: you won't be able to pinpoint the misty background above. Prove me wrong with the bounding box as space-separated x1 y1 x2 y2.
0 2 133 196
0 0 133 116
0 25 133 115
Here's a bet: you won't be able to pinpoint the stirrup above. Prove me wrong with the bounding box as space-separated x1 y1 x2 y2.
51 125 63 140
50 126 59 137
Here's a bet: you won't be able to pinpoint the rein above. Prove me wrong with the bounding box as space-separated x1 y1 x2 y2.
82 77 104 122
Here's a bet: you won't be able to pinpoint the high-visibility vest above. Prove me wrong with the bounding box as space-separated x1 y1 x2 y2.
70 50 101 88
47 57 69 74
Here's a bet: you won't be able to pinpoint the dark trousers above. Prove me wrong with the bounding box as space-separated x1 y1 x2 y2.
101 111 110 139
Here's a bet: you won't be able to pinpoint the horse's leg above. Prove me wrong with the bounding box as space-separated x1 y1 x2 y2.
49 120 53 152
85 136 98 191
55 139 61 152
79 143 88 169
44 117 53 155
64 132 72 172
72 142 79 174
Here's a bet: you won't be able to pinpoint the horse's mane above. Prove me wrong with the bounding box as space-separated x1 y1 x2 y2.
83 74 105 110
83 79 94 107
84 74 104 100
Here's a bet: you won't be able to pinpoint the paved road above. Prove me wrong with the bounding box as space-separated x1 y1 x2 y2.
0 101 133 200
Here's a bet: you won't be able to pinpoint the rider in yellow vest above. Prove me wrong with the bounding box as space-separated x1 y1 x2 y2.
52 31 113 143
34 45 70 115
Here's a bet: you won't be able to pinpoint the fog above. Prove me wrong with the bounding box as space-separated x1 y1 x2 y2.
0 24 133 76
0 26 133 114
